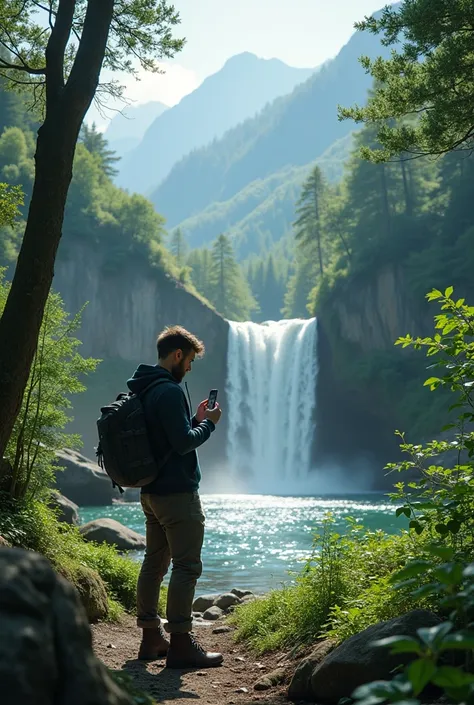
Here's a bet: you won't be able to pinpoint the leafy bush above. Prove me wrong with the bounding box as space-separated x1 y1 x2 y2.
0 495 167 616
231 517 416 653
0 271 98 500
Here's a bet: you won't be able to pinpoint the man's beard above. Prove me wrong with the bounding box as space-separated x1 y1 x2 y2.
171 360 186 382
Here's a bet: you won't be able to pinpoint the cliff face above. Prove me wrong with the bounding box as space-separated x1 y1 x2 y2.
53 241 229 473
326 266 430 352
315 265 433 487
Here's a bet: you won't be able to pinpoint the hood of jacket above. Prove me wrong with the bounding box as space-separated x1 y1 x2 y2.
127 364 177 395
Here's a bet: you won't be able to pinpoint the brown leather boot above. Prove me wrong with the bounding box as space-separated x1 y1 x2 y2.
166 633 223 669
138 625 170 660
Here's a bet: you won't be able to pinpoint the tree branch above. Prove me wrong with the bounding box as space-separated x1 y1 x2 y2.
45 0 76 107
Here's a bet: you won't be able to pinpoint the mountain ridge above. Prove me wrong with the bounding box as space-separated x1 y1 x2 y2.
115 53 316 195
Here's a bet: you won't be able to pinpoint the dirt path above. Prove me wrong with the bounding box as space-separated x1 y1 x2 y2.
92 615 298 705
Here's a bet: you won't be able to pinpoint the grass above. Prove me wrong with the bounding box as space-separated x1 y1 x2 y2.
230 517 425 654
0 493 167 618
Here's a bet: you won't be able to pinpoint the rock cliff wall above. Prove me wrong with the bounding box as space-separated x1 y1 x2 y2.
314 265 432 487
53 241 229 475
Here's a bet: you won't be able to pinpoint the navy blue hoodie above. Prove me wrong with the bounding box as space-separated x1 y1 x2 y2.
127 364 215 494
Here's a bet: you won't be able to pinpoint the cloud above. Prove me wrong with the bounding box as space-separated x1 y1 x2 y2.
86 61 201 130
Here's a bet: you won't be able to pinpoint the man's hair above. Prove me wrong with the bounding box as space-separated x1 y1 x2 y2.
156 325 205 359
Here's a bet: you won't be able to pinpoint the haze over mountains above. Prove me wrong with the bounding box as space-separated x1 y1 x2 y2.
115 53 316 195
104 101 168 159
110 8 394 260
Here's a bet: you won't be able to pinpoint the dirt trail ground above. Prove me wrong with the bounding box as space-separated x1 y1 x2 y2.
92 615 300 705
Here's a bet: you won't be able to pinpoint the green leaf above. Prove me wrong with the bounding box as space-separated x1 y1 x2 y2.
411 582 442 599
372 636 421 655
435 523 449 536
392 561 432 582
417 622 453 649
423 377 441 387
396 506 411 518
433 563 464 586
407 659 436 696
444 286 454 298
427 544 454 561
409 520 424 535
440 631 474 651
433 667 474 688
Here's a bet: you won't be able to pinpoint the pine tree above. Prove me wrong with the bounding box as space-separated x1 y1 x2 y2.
169 227 188 266
208 234 256 320
294 165 327 276
80 122 120 178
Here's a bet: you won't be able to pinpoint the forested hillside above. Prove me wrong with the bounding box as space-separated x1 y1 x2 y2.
116 53 315 196
0 89 188 298
151 22 392 227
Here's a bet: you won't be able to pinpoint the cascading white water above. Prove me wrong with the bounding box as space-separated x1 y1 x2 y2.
225 318 318 494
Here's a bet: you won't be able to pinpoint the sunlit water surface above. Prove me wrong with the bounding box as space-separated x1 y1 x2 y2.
80 493 405 595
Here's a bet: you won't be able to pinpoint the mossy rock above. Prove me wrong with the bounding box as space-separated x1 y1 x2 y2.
60 563 109 622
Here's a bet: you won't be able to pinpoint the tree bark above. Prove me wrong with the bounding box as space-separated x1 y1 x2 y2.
0 0 114 462
400 159 413 216
379 164 392 237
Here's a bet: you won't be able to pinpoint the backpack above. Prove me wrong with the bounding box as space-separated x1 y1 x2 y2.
96 380 170 490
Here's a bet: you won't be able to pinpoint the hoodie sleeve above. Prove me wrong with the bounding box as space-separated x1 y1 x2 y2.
156 386 215 455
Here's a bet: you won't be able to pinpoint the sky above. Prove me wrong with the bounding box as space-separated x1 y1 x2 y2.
87 0 396 128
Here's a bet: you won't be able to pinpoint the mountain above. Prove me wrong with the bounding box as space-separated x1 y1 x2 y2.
104 100 168 159
177 132 355 259
115 53 316 195
151 21 392 228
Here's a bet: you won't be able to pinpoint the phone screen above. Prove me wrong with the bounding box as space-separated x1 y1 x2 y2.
208 389 218 410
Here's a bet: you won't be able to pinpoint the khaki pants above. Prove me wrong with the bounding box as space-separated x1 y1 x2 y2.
136 491 205 634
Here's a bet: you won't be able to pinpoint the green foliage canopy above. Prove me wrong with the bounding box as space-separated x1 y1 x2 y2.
340 0 474 159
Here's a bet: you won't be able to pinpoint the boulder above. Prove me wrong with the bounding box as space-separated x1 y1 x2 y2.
0 547 133 705
79 518 146 551
254 667 286 691
0 536 10 547
231 588 254 599
288 640 336 701
48 492 80 525
59 564 109 623
203 605 224 620
193 594 220 612
54 448 114 506
214 592 242 610
289 610 441 703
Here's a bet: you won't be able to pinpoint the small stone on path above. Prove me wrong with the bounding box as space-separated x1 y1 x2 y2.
213 625 232 634
235 687 248 693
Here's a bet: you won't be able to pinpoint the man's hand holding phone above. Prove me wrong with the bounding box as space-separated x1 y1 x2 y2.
205 403 221 425
195 389 222 425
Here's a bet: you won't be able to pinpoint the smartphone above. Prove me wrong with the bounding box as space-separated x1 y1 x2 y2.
207 389 218 410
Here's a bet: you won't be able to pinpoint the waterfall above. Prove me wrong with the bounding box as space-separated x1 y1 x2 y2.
225 318 318 494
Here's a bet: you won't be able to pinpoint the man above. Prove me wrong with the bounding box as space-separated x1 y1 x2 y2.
127 325 223 669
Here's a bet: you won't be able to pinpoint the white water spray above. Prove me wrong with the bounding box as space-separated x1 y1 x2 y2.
225 318 318 493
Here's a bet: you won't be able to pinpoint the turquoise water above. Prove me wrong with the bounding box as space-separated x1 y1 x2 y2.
80 494 405 595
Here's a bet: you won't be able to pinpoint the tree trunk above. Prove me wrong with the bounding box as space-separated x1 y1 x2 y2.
0 0 114 463
400 159 413 216
380 164 391 237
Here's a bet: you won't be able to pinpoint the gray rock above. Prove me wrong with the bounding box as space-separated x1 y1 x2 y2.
212 625 232 634
48 492 80 525
79 518 146 551
0 546 133 705
291 610 442 703
193 594 220 612
214 592 242 610
254 667 286 691
231 588 254 599
54 449 113 506
288 640 336 700
203 605 224 620
240 593 257 604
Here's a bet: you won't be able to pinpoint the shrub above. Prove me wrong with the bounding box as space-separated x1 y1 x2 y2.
0 495 167 617
231 518 417 653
